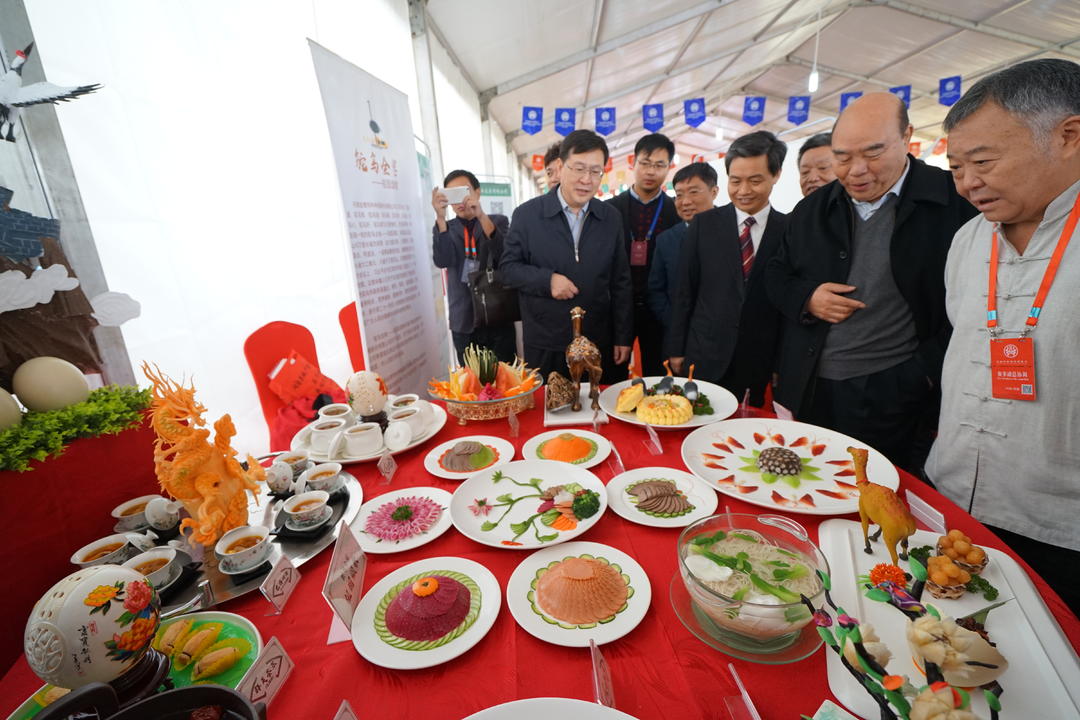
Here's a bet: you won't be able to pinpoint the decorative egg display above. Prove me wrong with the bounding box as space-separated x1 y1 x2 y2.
24 565 160 689
346 370 388 417
0 387 22 430
12 356 90 412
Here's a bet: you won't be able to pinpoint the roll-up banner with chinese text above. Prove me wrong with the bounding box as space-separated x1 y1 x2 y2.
309 40 443 395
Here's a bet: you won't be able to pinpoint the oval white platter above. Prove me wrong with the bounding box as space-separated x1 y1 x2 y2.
450 460 607 550
598 376 738 430
505 541 651 647
605 467 718 528
423 435 516 480
349 486 454 554
351 556 500 670
463 698 641 720
681 418 899 516
520 429 611 470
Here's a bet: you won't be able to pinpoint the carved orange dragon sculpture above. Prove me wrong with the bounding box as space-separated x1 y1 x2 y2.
143 363 264 547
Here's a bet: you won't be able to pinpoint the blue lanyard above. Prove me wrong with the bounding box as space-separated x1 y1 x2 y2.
642 197 663 242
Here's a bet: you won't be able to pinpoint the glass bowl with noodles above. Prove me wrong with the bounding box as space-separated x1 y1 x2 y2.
677 513 828 654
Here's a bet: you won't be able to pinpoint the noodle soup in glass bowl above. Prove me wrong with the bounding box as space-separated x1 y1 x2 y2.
677 513 828 653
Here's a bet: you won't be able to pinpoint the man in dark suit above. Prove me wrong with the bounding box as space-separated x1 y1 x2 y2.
543 141 562 191
765 93 977 473
500 130 633 382
431 169 515 363
666 131 788 406
607 133 681 376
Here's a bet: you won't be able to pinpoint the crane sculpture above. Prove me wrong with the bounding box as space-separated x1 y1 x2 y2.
0 43 101 143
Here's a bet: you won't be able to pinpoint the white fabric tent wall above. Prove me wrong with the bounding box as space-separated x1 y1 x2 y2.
26 0 501 454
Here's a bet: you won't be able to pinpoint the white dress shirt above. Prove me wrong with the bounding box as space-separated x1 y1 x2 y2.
734 204 772 253
851 159 910 221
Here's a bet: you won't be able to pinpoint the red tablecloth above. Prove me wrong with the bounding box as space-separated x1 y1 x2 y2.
3 403 1078 719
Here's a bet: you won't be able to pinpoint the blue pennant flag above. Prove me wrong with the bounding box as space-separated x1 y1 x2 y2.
787 96 810 125
684 98 706 128
521 106 543 135
939 76 962 106
595 107 616 136
642 103 664 132
554 108 576 137
742 96 765 126
890 84 912 107
839 91 863 112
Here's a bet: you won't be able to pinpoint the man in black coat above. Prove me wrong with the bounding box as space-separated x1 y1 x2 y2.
500 130 633 382
765 93 977 473
607 133 681 376
667 131 788 406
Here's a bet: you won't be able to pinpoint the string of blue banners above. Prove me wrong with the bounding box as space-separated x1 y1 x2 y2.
520 76 963 135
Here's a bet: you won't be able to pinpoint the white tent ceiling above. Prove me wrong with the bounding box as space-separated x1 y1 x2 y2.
426 0 1080 179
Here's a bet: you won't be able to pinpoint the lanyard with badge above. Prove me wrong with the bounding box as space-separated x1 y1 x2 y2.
986 192 1080 400
460 224 480 283
630 198 664 266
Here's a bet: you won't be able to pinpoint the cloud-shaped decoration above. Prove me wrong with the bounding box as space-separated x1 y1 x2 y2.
0 264 79 313
90 291 141 326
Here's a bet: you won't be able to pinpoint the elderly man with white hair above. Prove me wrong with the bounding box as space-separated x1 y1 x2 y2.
927 58 1080 613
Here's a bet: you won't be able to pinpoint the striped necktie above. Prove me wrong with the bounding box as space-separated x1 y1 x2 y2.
740 216 756 280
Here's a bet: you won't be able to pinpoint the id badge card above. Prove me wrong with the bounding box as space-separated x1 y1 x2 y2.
989 337 1036 401
460 257 479 283
630 238 648 266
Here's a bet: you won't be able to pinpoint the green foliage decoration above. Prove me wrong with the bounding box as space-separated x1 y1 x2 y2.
0 385 150 472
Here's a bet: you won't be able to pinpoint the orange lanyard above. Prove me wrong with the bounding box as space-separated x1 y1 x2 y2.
987 192 1080 333
463 225 477 260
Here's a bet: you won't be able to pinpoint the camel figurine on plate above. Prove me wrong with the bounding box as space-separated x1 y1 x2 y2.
565 306 601 412
848 446 917 566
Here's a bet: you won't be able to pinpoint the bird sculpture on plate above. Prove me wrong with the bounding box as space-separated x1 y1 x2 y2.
0 43 101 143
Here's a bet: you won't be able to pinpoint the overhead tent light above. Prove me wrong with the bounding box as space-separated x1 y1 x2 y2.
808 8 822 94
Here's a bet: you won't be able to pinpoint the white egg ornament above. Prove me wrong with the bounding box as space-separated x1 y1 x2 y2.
346 370 388 417
24 565 161 689
12 356 90 412
0 387 22 430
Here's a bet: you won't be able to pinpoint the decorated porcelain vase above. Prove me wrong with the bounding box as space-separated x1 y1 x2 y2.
24 565 161 689
345 370 388 417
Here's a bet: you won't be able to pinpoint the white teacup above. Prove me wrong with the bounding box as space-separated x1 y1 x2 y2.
390 394 433 427
300 462 342 493
123 547 180 588
383 419 413 452
265 461 295 494
71 534 138 568
111 494 162 531
145 497 182 530
388 407 425 441
310 419 346 453
277 451 310 480
283 490 330 529
318 403 355 427
344 422 383 456
215 526 271 574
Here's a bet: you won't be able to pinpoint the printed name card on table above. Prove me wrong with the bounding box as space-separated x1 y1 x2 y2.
260 554 300 614
322 520 367 644
236 636 294 707
590 639 615 708
333 699 360 720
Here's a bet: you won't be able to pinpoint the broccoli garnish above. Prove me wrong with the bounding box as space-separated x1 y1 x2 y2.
571 490 601 520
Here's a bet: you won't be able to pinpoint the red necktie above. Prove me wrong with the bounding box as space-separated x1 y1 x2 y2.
740 216 756 280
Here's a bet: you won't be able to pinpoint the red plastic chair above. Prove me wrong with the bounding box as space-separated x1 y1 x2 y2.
243 321 321 430
339 302 366 372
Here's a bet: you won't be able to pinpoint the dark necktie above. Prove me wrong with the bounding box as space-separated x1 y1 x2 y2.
740 216 756 280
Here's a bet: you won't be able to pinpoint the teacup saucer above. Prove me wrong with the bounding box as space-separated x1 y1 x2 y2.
218 545 273 576
284 504 333 533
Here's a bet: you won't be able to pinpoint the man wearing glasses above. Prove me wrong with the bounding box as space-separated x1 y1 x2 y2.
607 133 681 377
765 93 976 474
501 130 633 382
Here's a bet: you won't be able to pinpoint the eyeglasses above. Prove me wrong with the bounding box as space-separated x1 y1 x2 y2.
564 163 604 178
636 160 669 171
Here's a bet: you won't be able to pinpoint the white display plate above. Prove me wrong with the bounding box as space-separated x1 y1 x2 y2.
681 418 899 516
543 383 609 427
450 460 607 550
819 519 1080 719
423 435 515 480
505 541 651 647
350 487 454 554
351 556 500 670
521 429 612 470
290 404 447 463
605 467 718 528
463 698 640 720
598 376 738 430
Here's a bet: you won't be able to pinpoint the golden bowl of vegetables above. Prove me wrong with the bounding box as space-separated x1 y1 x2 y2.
428 345 542 424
